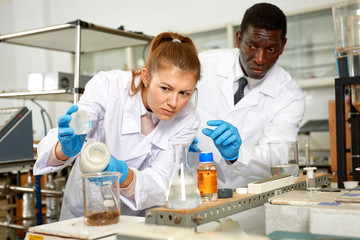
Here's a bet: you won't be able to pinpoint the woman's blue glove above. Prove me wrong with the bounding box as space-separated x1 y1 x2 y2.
58 105 86 157
189 137 199 152
202 120 242 161
103 155 129 184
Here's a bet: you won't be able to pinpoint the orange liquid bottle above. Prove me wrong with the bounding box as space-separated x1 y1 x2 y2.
197 152 218 201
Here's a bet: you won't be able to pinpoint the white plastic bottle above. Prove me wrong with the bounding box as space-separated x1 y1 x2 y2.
80 141 111 173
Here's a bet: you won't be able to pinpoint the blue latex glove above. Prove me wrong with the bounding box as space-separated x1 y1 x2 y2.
103 155 129 184
202 120 242 161
189 137 199 152
58 105 86 157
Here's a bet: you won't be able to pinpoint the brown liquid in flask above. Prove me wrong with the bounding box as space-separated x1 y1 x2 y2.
197 152 218 201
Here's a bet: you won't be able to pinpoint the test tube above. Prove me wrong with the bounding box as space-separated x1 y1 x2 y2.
303 137 317 192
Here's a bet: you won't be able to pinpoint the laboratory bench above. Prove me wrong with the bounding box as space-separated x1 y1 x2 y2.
23 173 336 240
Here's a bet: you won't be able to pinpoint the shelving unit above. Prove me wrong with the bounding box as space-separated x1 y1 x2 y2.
0 19 152 103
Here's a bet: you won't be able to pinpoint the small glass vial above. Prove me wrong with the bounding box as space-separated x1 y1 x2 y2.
197 152 218 201
304 167 317 193
69 110 93 135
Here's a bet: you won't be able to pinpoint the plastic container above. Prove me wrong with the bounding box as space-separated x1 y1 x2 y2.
343 180 359 189
197 152 218 201
82 172 121 226
69 110 93 135
80 141 111 173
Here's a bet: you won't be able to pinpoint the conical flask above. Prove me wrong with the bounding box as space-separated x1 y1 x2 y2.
165 144 201 209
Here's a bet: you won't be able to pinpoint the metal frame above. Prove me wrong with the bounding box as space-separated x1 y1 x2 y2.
0 19 153 103
335 77 360 188
145 174 330 228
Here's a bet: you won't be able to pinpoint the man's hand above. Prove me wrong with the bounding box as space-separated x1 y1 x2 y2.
202 120 242 160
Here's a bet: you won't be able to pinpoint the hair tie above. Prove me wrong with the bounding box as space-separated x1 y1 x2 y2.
172 39 181 43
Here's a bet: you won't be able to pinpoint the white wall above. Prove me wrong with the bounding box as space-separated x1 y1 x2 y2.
0 0 344 141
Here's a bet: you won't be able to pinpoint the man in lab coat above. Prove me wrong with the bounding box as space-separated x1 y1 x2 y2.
193 2 305 188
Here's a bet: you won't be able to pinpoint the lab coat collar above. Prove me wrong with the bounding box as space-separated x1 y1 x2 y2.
257 64 280 98
217 50 240 108
216 50 280 110
122 88 169 152
122 90 142 135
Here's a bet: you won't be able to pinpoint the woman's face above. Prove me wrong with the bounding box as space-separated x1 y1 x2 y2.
141 66 197 121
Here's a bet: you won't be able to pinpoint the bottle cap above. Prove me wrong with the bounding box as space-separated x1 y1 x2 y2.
199 152 213 162
80 141 111 173
218 188 233 198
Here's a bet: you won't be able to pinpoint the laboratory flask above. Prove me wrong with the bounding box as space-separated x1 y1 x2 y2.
80 141 111 173
165 144 201 209
23 170 35 228
45 173 60 223
82 172 121 226
268 140 299 178
69 110 93 135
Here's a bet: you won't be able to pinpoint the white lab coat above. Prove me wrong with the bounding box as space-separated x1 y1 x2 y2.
34 70 200 220
192 49 305 188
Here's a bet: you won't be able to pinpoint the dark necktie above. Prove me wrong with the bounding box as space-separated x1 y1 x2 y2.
234 77 247 105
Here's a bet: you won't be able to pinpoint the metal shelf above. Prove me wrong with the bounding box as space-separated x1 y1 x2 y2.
0 19 152 103
0 19 152 54
145 173 330 228
0 159 35 174
0 89 76 102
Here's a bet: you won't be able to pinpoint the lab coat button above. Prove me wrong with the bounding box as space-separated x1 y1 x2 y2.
227 114 232 119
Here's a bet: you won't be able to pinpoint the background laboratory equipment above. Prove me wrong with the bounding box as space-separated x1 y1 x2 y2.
45 174 60 223
69 110 92 135
165 144 201 209
268 140 299 178
80 141 111 173
82 172 121 226
332 0 360 187
303 137 317 192
197 152 218 201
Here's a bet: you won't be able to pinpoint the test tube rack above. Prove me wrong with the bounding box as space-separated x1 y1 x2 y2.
145 173 330 228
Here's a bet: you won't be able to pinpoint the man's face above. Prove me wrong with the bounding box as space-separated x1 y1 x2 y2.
236 26 287 79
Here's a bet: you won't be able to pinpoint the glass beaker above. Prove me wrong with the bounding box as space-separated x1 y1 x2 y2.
268 140 299 178
69 110 93 135
165 144 201 209
82 172 121 226
80 141 111 173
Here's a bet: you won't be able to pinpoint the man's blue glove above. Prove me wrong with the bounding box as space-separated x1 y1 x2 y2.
189 137 199 152
58 105 86 157
202 120 242 161
103 155 129 184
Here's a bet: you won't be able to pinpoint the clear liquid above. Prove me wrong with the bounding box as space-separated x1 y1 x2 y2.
271 164 299 177
166 175 201 209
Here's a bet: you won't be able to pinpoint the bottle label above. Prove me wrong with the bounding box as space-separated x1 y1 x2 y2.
197 169 218 195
